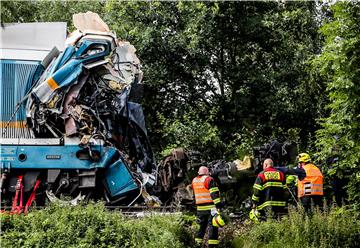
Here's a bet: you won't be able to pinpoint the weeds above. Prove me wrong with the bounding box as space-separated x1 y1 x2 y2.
232 207 360 248
1 204 359 248
0 203 192 248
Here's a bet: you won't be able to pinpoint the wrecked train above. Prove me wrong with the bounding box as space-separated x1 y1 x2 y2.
0 14 160 212
0 14 299 213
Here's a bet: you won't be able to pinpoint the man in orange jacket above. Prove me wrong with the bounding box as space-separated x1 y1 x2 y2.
192 166 222 247
277 153 324 212
297 153 324 212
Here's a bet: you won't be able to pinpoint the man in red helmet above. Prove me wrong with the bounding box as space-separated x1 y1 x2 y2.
192 166 222 247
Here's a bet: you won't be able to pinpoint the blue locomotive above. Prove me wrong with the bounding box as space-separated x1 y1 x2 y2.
0 19 158 212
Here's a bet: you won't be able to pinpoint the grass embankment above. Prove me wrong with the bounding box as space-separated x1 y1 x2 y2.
1 204 359 248
231 207 360 248
0 203 193 248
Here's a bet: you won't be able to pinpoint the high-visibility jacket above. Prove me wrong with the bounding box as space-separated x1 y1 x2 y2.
298 163 323 198
192 175 213 204
192 175 221 211
251 167 287 210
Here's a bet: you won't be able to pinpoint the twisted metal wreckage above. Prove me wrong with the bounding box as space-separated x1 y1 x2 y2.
0 13 298 213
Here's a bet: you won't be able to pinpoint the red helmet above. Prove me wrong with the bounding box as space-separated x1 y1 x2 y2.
198 166 209 175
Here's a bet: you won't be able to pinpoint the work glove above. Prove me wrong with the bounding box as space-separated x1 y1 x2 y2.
211 208 219 216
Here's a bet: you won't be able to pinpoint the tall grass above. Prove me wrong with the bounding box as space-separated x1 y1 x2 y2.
2 204 359 248
0 203 193 248
232 207 360 248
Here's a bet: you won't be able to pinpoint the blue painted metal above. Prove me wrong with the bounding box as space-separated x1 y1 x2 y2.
0 59 43 138
0 144 102 170
54 46 75 72
103 159 138 197
51 60 83 89
0 144 139 197
73 39 111 63
34 39 112 103
0 60 42 122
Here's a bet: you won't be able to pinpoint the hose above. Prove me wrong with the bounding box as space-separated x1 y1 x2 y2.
127 177 144 207
285 185 299 205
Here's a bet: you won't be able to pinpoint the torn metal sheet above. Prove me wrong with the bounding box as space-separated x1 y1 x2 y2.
73 11 110 33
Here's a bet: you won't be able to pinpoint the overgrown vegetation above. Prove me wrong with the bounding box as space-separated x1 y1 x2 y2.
1 204 359 248
232 207 360 248
0 203 193 248
314 2 360 209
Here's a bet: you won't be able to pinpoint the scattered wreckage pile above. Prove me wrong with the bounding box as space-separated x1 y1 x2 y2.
0 13 298 214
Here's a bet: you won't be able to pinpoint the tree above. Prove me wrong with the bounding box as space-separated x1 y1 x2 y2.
314 2 360 207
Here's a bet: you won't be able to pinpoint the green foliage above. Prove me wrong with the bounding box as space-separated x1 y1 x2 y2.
313 2 360 207
232 208 360 248
158 107 224 159
0 203 192 248
0 0 105 30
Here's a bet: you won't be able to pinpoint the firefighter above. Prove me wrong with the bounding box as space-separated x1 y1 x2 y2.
192 166 222 247
296 153 324 212
277 153 324 212
251 158 287 219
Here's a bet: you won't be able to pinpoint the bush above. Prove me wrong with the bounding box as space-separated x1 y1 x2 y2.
0 203 193 248
232 207 360 248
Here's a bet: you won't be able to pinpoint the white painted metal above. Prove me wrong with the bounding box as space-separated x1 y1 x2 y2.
0 22 67 61
0 138 62 145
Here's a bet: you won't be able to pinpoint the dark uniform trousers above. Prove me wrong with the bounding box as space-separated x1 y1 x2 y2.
300 195 323 213
196 210 218 247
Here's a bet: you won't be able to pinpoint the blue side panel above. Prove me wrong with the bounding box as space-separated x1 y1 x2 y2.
0 145 106 170
0 60 42 122
0 60 43 139
104 160 138 197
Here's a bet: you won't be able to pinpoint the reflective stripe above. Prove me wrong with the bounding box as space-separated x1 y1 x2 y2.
193 176 207 183
256 201 286 210
251 195 259 202
208 239 220 245
196 193 212 196
213 198 221 204
209 187 219 193
304 188 323 195
197 205 215 211
253 184 263 190
197 197 213 201
263 181 284 189
253 182 284 191
195 238 203 244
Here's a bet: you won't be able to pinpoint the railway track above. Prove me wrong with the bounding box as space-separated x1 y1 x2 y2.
1 204 247 220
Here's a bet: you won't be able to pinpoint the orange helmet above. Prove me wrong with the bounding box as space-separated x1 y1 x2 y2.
198 166 209 175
